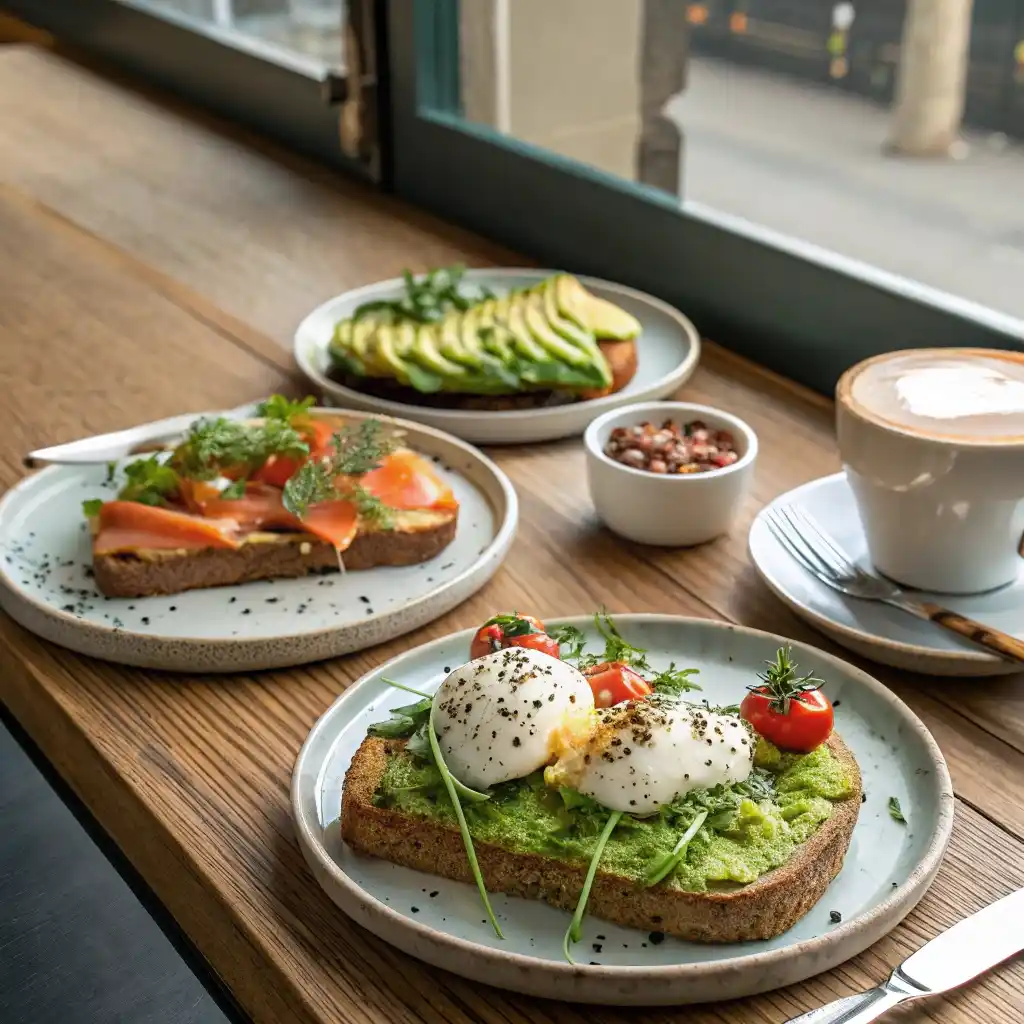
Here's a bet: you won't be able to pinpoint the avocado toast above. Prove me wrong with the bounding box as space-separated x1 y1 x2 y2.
328 269 641 411
341 613 861 951
84 398 458 598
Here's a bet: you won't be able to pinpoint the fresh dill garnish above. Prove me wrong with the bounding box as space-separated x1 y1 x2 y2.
256 394 317 422
117 456 181 506
351 265 496 325
171 417 309 482
281 419 398 520
82 498 104 517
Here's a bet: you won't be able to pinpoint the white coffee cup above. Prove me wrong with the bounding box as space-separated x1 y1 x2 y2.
836 348 1024 594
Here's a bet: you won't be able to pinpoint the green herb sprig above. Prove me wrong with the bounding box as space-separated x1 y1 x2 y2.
649 663 702 696
282 419 397 521
375 679 502 938
644 809 708 887
752 647 825 715
888 796 907 823
117 455 181 506
352 265 496 325
172 416 309 482
562 810 622 964
256 395 316 422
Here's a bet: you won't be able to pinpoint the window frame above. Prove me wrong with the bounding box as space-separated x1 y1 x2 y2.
7 0 367 177
386 0 1024 396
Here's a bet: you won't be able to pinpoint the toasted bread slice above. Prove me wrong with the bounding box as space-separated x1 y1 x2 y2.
93 507 457 598
341 732 861 943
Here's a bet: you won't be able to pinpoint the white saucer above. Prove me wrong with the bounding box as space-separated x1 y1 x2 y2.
748 472 1023 677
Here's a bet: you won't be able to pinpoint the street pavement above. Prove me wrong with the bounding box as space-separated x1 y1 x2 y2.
667 56 1024 321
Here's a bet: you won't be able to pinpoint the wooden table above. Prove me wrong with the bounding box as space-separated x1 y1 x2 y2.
1 45 1022 1024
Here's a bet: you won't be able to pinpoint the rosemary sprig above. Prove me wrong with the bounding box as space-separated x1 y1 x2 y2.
751 647 825 715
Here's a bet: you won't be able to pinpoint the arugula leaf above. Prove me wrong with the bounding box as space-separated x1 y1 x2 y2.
650 662 702 696
367 698 432 739
82 498 103 517
562 810 622 963
282 419 398 519
644 809 708 886
257 394 316 421
117 456 181 506
351 264 496 326
888 796 907 823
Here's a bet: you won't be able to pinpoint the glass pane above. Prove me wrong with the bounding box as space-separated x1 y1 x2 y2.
456 0 1024 320
120 0 346 68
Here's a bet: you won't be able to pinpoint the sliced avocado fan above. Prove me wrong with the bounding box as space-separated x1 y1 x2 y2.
328 273 638 395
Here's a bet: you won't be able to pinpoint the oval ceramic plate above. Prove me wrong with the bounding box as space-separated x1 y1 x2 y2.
749 473 1020 676
292 615 953 1005
0 410 517 673
294 269 701 445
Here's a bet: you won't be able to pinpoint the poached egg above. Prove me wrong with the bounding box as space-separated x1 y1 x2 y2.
434 647 596 790
546 694 754 815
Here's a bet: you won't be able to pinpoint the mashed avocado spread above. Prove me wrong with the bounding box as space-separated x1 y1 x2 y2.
373 737 852 891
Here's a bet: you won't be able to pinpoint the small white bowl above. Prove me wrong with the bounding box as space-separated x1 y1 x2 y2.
584 401 759 546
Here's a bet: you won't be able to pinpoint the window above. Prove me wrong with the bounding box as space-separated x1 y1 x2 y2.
7 0 379 178
388 0 1024 393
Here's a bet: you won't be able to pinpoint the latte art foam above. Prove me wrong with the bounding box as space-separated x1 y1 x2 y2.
844 350 1024 442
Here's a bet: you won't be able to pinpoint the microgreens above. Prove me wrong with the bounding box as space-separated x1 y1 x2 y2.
352 265 496 325
644 809 708 887
562 810 622 964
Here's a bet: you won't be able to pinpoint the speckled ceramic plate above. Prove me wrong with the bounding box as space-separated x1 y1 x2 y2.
0 410 517 672
749 473 1022 676
292 615 953 1005
293 269 701 445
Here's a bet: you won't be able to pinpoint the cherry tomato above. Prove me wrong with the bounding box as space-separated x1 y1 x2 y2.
468 614 549 661
584 661 653 708
739 687 833 753
253 419 335 488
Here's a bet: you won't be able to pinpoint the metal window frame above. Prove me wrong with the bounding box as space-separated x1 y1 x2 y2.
5 0 365 176
387 0 1024 396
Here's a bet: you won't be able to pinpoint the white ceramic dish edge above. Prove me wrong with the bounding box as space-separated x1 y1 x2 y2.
291 615 954 1005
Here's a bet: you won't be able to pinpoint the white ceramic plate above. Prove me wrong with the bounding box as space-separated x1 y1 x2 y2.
292 615 953 1005
749 472 1021 676
0 410 517 673
293 269 701 444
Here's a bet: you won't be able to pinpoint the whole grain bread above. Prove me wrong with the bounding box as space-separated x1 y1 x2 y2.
341 732 861 943
93 509 457 598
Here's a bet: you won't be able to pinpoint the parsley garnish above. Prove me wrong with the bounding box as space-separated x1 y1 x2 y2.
483 613 539 638
171 417 309 481
650 662 702 696
888 796 907 823
550 623 587 660
566 610 650 672
117 456 181 506
218 478 248 500
256 394 316 422
82 499 104 517
282 419 397 520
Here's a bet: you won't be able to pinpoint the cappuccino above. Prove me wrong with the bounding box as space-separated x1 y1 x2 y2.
839 348 1024 443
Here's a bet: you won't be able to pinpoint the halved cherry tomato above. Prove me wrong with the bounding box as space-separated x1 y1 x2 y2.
252 418 336 488
739 686 833 754
468 614 549 661
584 661 653 708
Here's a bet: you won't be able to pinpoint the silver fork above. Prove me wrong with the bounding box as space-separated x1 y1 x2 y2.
766 503 1024 664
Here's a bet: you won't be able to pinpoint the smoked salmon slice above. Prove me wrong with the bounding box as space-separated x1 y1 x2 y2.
362 450 457 511
93 502 242 554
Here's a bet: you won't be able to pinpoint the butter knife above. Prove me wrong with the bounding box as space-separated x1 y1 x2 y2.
24 401 263 467
786 887 1024 1022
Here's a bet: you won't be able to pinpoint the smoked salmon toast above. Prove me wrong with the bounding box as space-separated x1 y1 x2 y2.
84 398 458 598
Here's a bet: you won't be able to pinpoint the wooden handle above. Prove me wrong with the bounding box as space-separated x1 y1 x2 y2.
920 602 1024 663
